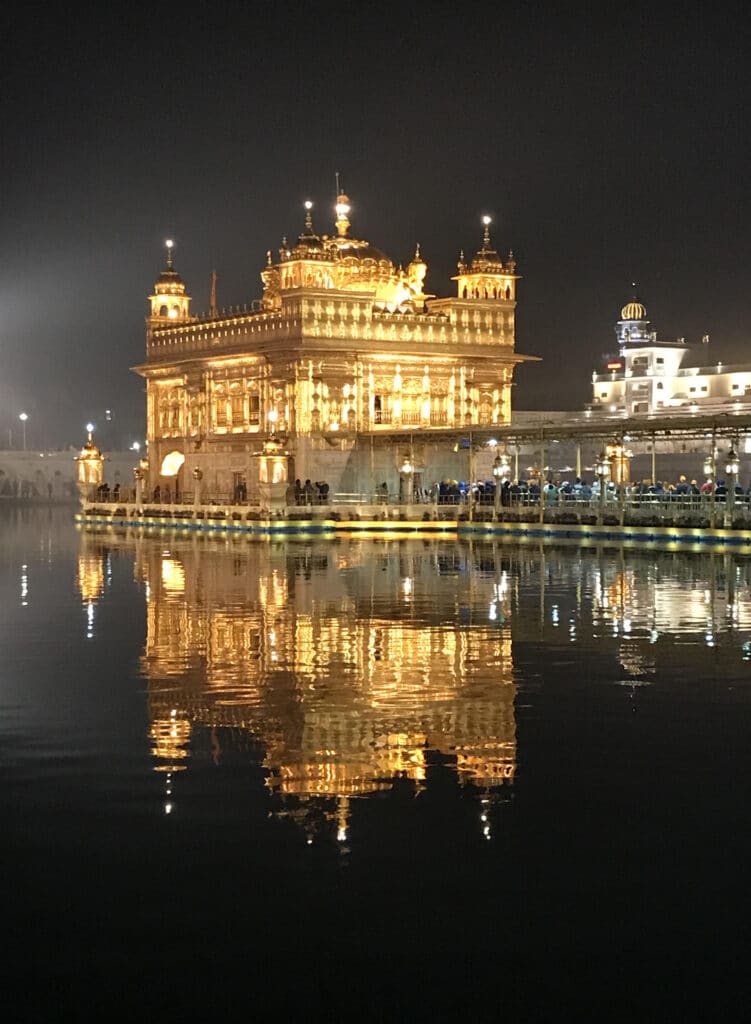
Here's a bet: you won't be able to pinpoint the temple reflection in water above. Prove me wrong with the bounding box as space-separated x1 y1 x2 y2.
76 528 751 842
90 532 518 842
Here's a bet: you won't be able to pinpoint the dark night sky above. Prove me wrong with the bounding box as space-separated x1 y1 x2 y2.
2 1 751 449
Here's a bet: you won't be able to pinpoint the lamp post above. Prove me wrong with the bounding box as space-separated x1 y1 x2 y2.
493 451 509 519
703 451 716 528
400 456 414 506
595 448 611 526
725 446 739 527
19 412 28 451
192 465 203 512
133 458 148 509
493 455 503 517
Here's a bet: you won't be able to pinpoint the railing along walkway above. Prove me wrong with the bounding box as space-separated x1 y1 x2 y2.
81 488 751 529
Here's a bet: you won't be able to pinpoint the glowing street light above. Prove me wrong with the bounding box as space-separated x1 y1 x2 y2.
19 412 28 451
595 448 611 525
726 446 740 527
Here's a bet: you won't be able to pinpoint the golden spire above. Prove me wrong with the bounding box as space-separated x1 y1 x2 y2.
482 215 492 250
304 200 314 233
165 238 175 270
335 193 351 237
334 172 351 237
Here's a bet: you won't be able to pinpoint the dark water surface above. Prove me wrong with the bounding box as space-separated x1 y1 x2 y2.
3 507 751 1020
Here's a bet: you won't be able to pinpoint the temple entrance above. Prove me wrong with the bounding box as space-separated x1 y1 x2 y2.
232 472 247 502
159 450 185 502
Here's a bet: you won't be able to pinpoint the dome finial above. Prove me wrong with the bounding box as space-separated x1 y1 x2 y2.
334 171 351 237
165 238 174 270
621 285 647 321
482 215 492 249
304 200 314 233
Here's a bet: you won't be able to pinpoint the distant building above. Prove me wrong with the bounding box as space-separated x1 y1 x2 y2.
133 195 536 499
589 297 751 419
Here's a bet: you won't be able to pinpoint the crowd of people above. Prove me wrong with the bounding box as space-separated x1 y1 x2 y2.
92 472 750 508
96 482 122 501
428 474 751 507
289 478 331 505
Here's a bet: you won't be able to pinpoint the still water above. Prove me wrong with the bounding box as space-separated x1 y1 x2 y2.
3 507 751 1019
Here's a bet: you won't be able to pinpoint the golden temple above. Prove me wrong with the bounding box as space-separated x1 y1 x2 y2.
134 192 535 501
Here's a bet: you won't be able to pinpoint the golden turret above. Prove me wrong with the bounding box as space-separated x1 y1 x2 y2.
453 216 518 302
147 240 193 326
75 427 107 501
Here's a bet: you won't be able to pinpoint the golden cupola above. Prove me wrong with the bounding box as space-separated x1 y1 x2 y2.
269 203 337 302
262 191 430 312
621 298 647 321
293 201 325 257
453 216 517 302
148 240 193 326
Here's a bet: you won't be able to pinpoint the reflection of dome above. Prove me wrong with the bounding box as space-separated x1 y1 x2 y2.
621 299 647 320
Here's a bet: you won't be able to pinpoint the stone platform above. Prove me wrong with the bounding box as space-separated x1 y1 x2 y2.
75 501 751 551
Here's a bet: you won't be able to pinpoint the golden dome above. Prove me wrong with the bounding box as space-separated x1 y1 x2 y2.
621 299 647 320
154 241 187 294
154 268 187 294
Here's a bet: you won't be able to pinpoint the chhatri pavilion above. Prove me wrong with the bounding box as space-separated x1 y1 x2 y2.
134 191 536 501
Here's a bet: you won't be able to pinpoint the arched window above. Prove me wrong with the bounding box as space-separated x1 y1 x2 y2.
159 305 168 317
160 451 185 477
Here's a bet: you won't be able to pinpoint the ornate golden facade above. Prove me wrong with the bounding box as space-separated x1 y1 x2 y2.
134 194 534 499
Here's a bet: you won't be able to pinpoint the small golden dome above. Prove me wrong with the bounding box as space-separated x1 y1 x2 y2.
621 299 647 320
155 268 186 292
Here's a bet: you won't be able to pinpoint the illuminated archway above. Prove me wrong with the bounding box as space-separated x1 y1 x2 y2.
160 451 185 477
